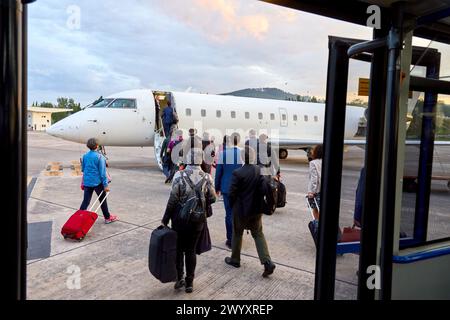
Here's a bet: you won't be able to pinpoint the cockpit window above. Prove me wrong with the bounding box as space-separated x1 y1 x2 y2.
89 98 113 108
108 99 136 109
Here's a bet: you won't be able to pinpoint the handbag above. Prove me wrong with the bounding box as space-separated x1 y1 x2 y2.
196 223 212 255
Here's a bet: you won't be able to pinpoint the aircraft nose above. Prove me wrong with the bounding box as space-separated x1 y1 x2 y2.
46 123 62 137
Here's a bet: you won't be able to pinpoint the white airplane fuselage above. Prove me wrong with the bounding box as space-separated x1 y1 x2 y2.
47 89 365 151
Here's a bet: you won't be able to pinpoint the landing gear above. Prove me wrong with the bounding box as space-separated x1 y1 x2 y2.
279 149 288 160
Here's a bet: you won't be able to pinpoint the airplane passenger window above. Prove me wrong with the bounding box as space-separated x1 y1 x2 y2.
293 115 298 121
270 113 275 120
231 111 236 118
282 114 287 121
245 112 250 119
90 98 113 108
186 108 191 116
258 113 263 120
216 110 221 118
314 116 319 122
109 99 136 109
201 109 206 117
304 115 309 122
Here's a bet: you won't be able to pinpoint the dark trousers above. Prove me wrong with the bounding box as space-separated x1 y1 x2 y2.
175 225 203 285
223 194 233 242
80 184 110 219
231 214 271 265
163 122 172 137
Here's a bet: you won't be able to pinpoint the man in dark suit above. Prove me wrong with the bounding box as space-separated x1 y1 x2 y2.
224 146 276 277
215 132 242 248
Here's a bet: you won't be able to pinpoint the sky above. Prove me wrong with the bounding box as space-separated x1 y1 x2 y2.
28 0 450 106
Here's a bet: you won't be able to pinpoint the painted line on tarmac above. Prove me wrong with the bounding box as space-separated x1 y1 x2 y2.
29 197 357 288
27 225 143 266
29 196 145 229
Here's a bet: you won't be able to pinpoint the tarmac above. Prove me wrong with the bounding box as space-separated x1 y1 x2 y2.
26 131 450 300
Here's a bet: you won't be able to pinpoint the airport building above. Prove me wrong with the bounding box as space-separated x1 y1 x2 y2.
27 107 72 131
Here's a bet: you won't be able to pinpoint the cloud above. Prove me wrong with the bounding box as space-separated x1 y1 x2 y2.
27 0 450 106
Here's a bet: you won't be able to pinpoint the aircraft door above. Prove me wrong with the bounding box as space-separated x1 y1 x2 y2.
279 108 288 127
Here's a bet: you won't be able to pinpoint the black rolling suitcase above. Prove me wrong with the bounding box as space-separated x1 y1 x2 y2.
148 225 178 283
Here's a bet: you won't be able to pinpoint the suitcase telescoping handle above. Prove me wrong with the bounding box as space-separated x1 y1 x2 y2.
88 191 110 213
305 195 319 220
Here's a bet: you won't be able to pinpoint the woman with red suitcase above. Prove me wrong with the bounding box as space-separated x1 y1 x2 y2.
80 138 118 224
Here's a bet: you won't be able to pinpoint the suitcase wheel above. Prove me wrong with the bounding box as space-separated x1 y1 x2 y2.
77 237 84 241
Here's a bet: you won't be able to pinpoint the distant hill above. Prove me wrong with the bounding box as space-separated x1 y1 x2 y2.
221 87 322 102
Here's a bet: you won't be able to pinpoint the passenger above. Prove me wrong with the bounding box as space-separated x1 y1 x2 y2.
161 100 176 137
201 132 215 174
307 144 323 222
182 128 202 164
161 148 216 293
79 138 118 224
166 129 184 184
245 129 258 153
160 127 174 179
224 146 276 277
215 132 243 249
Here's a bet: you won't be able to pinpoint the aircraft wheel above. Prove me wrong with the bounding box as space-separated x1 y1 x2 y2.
279 149 288 160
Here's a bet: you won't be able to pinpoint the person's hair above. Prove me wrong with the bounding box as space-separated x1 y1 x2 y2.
312 144 323 160
86 138 98 150
242 145 256 164
189 128 197 136
259 133 268 142
249 129 256 137
230 132 240 146
167 100 171 107
223 135 230 146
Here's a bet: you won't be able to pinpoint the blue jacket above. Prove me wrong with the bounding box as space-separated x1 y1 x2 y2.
215 147 242 194
81 150 108 188
162 106 174 124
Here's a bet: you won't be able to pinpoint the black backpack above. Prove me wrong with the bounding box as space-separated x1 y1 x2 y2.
259 175 278 215
276 181 286 208
178 172 208 224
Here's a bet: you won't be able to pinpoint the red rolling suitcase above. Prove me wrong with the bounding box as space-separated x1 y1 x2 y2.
61 191 109 241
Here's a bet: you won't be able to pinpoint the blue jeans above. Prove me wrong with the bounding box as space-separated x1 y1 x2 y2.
80 184 110 219
223 194 233 242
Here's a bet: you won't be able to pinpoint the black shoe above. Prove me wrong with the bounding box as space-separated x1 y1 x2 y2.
224 257 240 268
174 279 185 290
262 261 276 277
185 280 193 293
225 240 232 249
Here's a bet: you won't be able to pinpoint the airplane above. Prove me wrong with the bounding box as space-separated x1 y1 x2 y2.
46 89 367 169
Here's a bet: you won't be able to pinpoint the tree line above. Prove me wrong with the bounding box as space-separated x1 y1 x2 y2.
31 97 81 123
